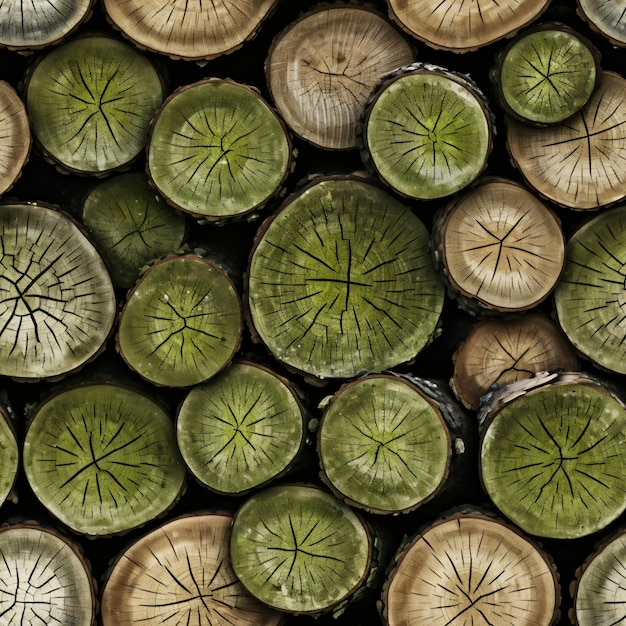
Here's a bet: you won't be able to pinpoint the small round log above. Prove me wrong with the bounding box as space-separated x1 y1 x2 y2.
386 0 551 53
230 483 373 615
507 71 626 210
23 382 187 537
490 22 601 126
117 254 243 388
451 313 579 410
479 371 626 539
81 172 187 288
360 63 493 201
0 80 30 196
103 0 279 62
147 78 293 222
577 0 626 47
265 3 415 150
25 34 165 176
245 175 445 381
0 201 116 381
433 177 565 313
554 204 626 375
101 512 284 626
381 509 560 625
176 360 307 495
0 522 96 625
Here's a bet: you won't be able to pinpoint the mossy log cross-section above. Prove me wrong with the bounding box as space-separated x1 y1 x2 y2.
23 383 186 536
246 176 444 380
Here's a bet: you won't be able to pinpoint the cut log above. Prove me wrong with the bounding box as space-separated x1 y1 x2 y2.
246 175 445 381
265 3 415 150
23 382 187 536
0 522 96 625
507 71 626 210
117 254 243 387
101 512 284 626
381 509 560 625
570 526 626 625
81 172 187 288
147 78 292 222
0 80 30 196
103 0 279 62
554 205 626 375
0 0 94 51
317 373 464 515
577 0 626 47
360 64 493 200
451 313 579 410
176 360 307 495
0 201 116 381
230 483 373 615
432 177 565 312
479 371 626 539
0 400 18 511
25 34 165 176
490 23 601 125
386 0 551 53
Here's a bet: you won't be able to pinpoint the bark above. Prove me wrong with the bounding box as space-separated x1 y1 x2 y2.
103 0 279 62
360 63 493 200
147 78 293 222
24 34 165 176
101 512 284 625
117 254 243 387
432 177 565 312
23 382 186 536
0 80 30 195
479 371 626 539
176 360 308 495
245 174 445 381
265 3 415 150
507 71 626 210
381 509 560 625
0 201 116 381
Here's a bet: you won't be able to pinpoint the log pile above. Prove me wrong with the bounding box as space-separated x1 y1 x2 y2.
1 1 626 624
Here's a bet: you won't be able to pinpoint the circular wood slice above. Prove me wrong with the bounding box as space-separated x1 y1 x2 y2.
266 3 415 150
246 176 445 381
81 172 187 288
451 313 579 411
387 0 551 53
0 0 93 50
230 484 372 615
25 34 165 176
117 254 243 387
101 512 284 626
317 374 451 515
0 403 18 512
147 79 292 221
491 23 601 125
435 177 565 312
507 71 626 210
479 372 626 539
571 526 626 625
554 205 626 375
0 202 116 381
0 522 96 626
382 511 560 626
361 64 493 200
577 0 626 47
177 361 306 495
0 81 30 196
23 382 186 537
103 0 278 62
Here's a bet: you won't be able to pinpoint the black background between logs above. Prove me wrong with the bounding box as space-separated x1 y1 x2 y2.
1 1 625 624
